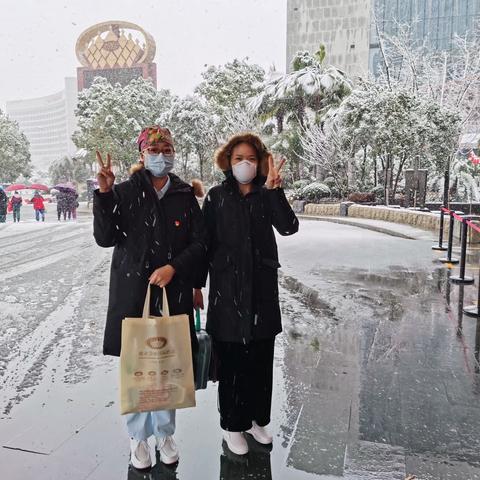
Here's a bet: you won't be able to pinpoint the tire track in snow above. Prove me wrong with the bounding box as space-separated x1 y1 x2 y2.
0 223 79 248
0 225 91 258
0 286 84 416
0 241 111 417
0 242 92 281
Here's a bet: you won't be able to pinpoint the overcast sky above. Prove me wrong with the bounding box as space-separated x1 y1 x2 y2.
0 0 287 108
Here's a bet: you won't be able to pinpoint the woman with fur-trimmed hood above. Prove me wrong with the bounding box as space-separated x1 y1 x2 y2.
93 126 206 470
194 133 299 456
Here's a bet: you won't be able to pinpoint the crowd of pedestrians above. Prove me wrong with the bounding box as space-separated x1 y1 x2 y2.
0 187 79 223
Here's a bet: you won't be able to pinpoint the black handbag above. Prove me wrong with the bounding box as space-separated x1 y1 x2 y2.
195 309 212 390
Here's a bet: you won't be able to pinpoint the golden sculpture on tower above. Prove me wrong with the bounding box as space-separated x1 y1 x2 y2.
75 21 157 90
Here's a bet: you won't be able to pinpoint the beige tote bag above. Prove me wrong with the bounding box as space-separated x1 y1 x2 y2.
120 284 196 414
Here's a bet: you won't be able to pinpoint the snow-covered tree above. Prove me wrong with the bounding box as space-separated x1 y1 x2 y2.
247 47 352 184
159 95 218 181
221 108 262 139
374 22 480 132
300 120 353 198
362 22 479 201
309 86 462 201
249 48 352 132
0 109 32 183
195 59 265 113
429 152 480 202
269 128 306 184
194 58 267 153
48 156 89 186
73 77 173 178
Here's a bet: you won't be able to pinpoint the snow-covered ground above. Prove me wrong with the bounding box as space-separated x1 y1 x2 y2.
1 214 480 479
0 213 112 416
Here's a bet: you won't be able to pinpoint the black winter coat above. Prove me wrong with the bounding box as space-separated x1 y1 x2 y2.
93 169 206 356
0 190 7 214
65 192 79 209
201 174 299 344
56 192 68 210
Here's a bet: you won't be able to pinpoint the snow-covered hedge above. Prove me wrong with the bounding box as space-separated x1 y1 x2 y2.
288 180 333 202
300 182 331 202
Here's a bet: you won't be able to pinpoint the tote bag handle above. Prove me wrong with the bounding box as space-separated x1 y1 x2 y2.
142 283 171 319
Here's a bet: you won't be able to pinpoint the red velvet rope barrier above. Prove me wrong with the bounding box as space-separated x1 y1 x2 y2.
439 207 480 233
466 220 480 234
452 212 464 222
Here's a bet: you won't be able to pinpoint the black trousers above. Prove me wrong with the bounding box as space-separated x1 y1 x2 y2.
215 338 275 432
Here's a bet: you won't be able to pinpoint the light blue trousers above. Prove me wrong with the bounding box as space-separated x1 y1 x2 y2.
125 409 176 441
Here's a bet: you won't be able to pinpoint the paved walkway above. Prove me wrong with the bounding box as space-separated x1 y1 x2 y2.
1 216 480 479
298 214 436 240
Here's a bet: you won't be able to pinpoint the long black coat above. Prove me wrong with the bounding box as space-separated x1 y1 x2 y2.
0 189 7 214
201 174 299 344
56 192 66 210
93 169 206 356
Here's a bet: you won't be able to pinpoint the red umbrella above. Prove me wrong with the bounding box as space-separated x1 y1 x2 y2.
6 184 27 192
28 183 50 191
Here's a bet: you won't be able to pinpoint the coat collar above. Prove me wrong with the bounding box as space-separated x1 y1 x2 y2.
132 168 192 197
222 170 266 196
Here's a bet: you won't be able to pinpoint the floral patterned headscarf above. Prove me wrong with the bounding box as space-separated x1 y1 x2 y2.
137 126 174 152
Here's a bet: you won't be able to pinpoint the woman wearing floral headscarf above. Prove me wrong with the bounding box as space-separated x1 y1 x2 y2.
93 126 207 470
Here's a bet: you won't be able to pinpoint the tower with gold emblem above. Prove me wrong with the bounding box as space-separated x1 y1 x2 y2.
75 21 157 91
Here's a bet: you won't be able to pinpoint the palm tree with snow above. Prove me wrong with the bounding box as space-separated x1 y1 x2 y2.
248 46 352 132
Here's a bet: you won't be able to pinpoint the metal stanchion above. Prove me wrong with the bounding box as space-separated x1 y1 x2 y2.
457 284 465 337
432 207 447 251
474 319 480 373
439 211 459 264
463 266 480 317
450 218 474 284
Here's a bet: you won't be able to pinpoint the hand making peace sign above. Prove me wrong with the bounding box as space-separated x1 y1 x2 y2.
265 154 286 190
96 151 115 193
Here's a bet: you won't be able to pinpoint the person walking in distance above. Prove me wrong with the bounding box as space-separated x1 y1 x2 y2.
0 186 7 223
64 190 78 220
30 191 46 222
56 192 66 221
10 191 23 223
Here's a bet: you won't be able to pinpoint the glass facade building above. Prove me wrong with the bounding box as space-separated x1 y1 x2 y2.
287 0 480 77
370 0 480 74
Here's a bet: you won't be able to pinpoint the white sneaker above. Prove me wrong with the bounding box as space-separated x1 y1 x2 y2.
222 430 249 455
156 435 179 465
129 438 152 470
245 421 273 445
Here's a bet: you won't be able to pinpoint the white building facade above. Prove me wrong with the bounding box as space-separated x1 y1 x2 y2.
6 78 78 172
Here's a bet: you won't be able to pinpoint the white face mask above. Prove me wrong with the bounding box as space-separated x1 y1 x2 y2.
232 160 257 185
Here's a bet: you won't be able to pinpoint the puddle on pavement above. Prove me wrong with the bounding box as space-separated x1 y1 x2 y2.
277 263 480 478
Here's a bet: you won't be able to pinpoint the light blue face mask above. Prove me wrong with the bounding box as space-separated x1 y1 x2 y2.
144 153 175 177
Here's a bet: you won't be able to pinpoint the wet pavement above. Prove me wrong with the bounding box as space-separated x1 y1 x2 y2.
1 213 480 479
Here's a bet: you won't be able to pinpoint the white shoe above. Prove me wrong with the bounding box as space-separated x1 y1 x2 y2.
129 438 152 470
245 421 273 445
222 430 249 455
156 435 179 465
